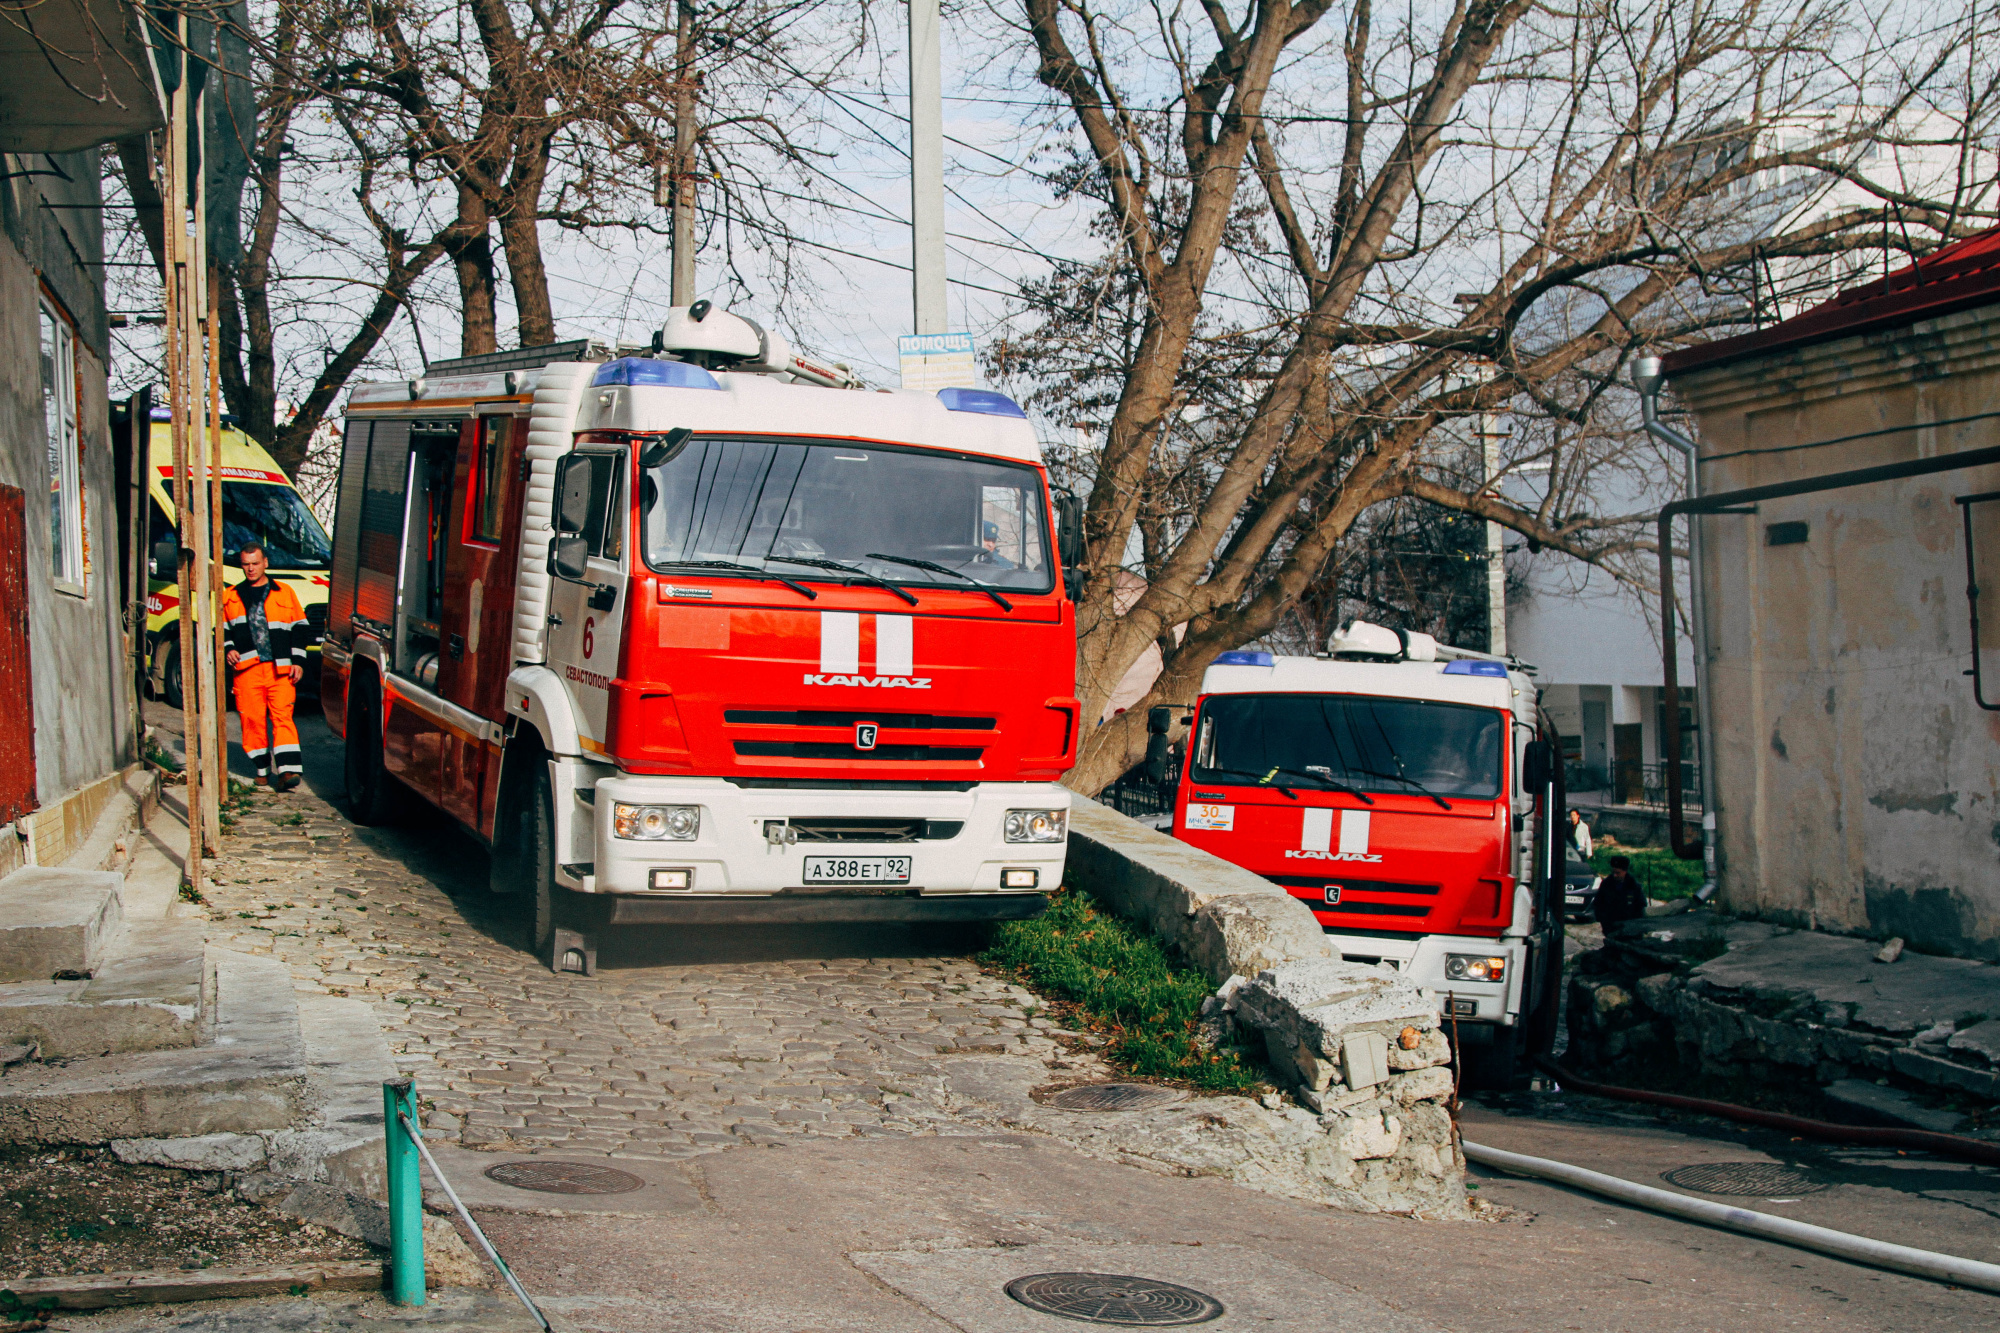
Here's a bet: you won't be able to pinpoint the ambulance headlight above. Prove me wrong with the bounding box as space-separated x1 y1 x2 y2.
1444 954 1507 984
613 803 699 840
1004 809 1067 843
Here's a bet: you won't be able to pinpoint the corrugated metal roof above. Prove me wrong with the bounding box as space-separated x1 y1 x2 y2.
1661 224 2000 377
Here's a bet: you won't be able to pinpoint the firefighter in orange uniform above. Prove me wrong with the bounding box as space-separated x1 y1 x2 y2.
223 542 307 791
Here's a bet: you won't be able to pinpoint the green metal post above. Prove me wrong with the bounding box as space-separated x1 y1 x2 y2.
384 1077 425 1305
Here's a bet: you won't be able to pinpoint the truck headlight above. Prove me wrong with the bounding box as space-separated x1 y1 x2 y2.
1444 954 1506 984
1004 809 1067 843
613 803 699 840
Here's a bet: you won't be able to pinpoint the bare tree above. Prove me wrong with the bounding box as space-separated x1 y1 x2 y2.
987 0 2000 792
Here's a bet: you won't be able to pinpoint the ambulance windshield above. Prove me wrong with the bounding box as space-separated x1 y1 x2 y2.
1191 693 1503 800
642 437 1052 593
222 483 331 570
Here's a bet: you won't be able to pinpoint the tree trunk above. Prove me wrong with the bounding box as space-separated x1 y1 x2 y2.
449 185 499 357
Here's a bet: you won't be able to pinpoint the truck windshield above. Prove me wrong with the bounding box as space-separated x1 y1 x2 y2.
641 436 1052 594
222 483 330 570
1191 693 1503 800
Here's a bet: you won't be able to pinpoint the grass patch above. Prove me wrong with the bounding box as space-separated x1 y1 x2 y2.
1591 841 1706 900
979 886 1268 1093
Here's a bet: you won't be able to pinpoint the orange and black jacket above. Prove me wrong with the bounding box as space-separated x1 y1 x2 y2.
221 579 308 672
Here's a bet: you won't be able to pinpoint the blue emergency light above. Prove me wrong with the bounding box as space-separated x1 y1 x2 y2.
1214 650 1275 667
592 357 722 390
1442 659 1508 677
937 387 1027 418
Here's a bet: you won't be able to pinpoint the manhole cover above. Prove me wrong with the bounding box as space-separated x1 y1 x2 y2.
1043 1083 1189 1113
482 1160 646 1195
1004 1272 1225 1326
1660 1162 1828 1196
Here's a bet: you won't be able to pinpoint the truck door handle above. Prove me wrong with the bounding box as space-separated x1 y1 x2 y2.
447 634 465 661
546 612 563 627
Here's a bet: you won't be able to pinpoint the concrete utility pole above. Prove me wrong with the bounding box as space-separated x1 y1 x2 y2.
908 0 947 334
1481 409 1507 658
669 0 697 305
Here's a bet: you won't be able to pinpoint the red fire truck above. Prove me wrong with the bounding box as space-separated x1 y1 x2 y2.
321 307 1081 970
1164 621 1565 1076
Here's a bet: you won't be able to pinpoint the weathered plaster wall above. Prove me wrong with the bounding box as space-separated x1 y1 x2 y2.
0 147 132 806
1671 303 2000 959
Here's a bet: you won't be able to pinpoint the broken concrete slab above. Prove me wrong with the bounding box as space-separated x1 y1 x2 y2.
1948 1017 2000 1067
1687 929 2000 1038
111 1130 270 1172
0 948 307 1142
0 866 123 981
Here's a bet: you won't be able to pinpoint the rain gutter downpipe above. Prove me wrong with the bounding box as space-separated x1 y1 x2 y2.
1648 419 2000 869
1632 356 1719 890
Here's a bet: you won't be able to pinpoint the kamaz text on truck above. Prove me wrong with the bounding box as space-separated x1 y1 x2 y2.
321 308 1082 969
1164 621 1565 1078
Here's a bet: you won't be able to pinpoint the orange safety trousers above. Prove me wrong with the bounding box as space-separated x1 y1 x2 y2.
234 659 301 780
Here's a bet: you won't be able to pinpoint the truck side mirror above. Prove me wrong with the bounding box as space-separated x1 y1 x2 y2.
639 427 692 469
1523 739 1552 790
548 534 589 582
555 455 592 534
1054 490 1085 569
1147 705 1173 735
150 535 179 579
1144 732 1173 785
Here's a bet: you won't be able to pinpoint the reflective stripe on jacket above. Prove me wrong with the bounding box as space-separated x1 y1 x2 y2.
222 579 308 670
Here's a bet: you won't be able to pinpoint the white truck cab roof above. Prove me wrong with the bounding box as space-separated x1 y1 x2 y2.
1199 634 1536 727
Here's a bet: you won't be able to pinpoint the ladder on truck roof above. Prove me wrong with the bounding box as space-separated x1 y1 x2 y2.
422 339 637 378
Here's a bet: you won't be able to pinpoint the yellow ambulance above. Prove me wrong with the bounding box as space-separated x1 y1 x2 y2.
142 408 331 705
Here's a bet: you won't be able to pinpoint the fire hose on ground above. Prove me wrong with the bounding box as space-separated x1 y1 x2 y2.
1460 1140 2000 1295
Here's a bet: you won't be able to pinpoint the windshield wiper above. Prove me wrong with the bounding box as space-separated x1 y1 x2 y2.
865 552 1012 611
1271 766 1375 805
1352 767 1452 811
657 559 818 601
766 556 919 606
1199 766 1294 799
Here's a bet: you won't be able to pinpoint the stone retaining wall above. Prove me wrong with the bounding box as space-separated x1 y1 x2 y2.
1064 796 1468 1214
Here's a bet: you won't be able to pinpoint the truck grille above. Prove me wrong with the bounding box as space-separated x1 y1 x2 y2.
726 709 994 730
1272 875 1438 919
734 741 983 762
786 817 964 843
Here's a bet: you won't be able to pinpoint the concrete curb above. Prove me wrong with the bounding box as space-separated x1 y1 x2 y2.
1064 795 1332 983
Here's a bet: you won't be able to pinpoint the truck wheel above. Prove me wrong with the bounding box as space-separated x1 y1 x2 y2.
343 674 399 826
159 638 183 709
1524 931 1565 1059
522 764 558 957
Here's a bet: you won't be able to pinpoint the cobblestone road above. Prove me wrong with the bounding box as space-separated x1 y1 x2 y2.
187 718 1066 1159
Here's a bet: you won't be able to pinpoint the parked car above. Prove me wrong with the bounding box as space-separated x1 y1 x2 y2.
1562 858 1601 921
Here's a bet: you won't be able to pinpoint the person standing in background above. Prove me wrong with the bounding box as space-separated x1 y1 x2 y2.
222 542 307 791
1566 807 1593 860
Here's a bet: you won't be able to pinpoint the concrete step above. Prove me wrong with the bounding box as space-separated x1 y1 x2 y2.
0 947 308 1143
0 921 205 1057
0 867 123 981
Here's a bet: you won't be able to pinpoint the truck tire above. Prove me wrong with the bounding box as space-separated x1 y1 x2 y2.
522 764 558 957
159 638 183 709
343 673 399 826
1524 930 1565 1058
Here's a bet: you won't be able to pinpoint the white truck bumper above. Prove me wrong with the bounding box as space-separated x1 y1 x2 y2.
584 776 1070 903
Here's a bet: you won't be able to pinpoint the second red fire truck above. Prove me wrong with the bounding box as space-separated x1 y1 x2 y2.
1164 621 1566 1075
321 306 1081 970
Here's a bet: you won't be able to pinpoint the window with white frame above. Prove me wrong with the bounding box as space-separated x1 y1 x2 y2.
40 300 83 594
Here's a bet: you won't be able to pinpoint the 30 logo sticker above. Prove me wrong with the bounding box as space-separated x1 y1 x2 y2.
1183 802 1234 831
